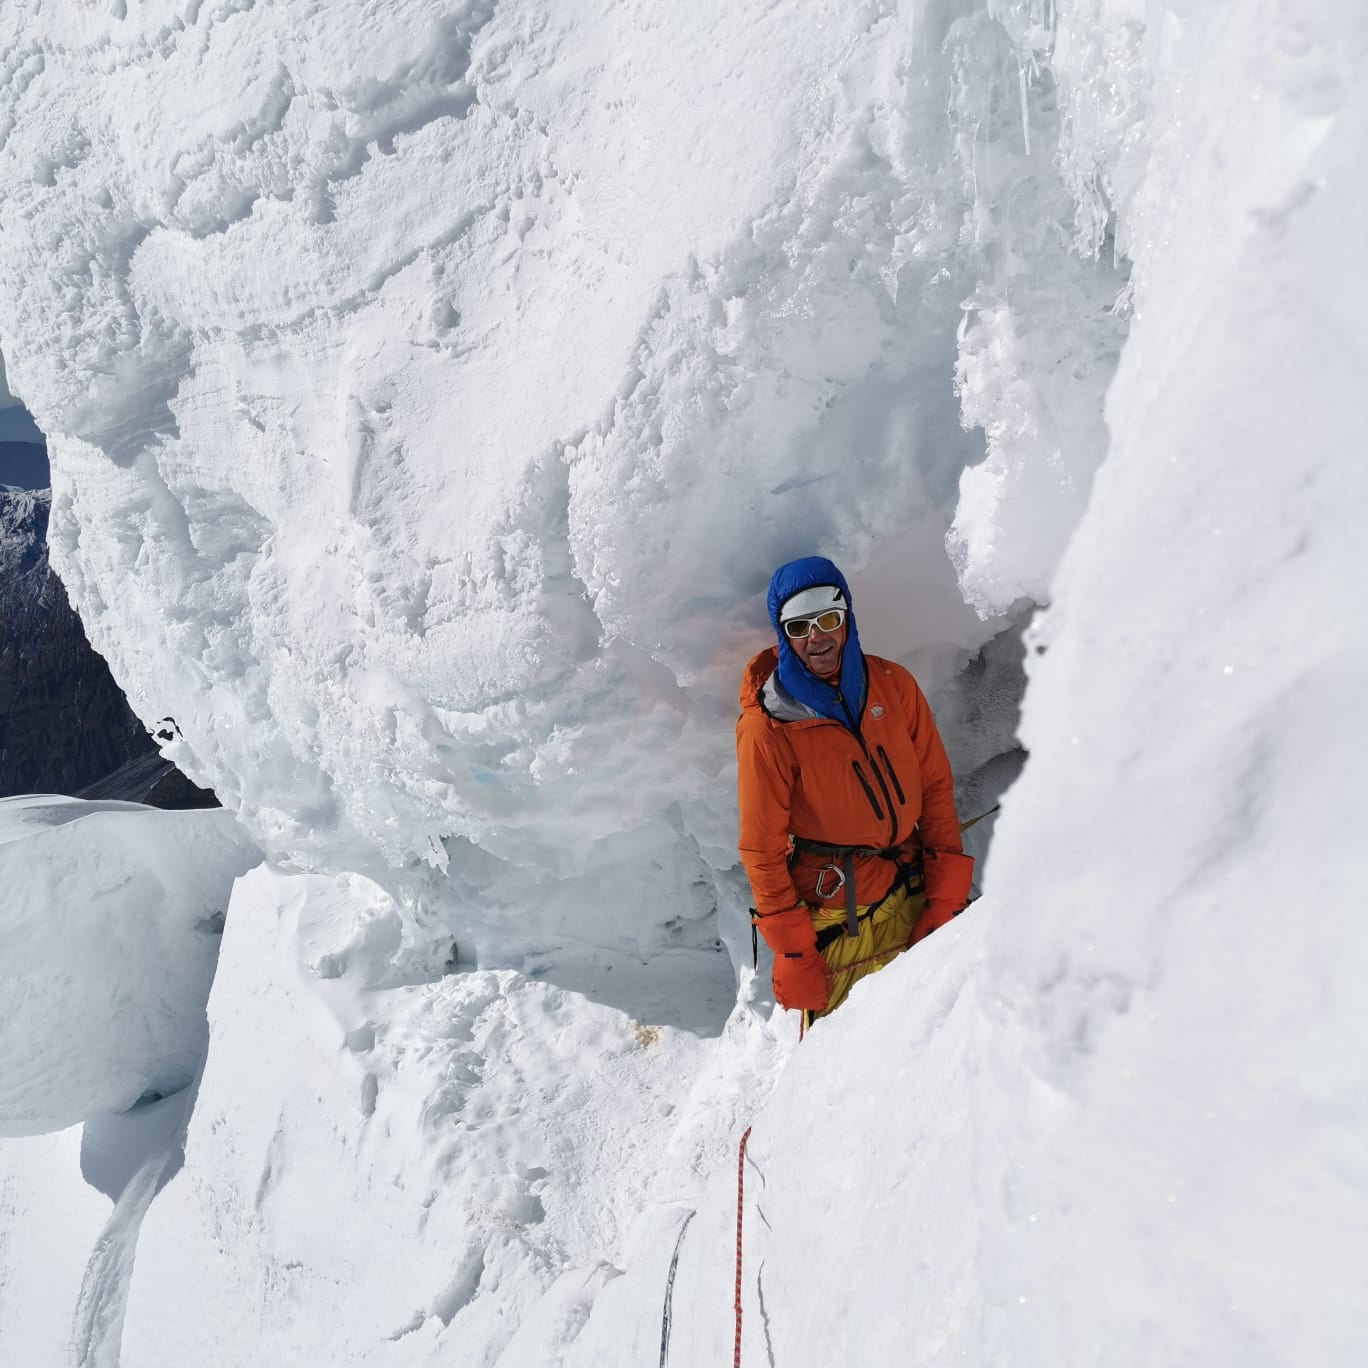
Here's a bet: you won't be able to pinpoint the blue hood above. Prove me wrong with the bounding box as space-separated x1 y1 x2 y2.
766 556 865 728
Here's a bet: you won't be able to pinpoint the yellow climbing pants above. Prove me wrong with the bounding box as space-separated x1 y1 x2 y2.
807 878 925 1022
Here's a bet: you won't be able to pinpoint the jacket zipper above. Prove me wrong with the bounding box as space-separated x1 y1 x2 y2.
851 761 884 820
837 688 899 846
877 745 906 804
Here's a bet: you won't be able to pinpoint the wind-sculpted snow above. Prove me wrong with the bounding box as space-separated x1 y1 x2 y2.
0 798 261 1136
970 9 1368 1359
943 9 1130 615
0 0 1107 982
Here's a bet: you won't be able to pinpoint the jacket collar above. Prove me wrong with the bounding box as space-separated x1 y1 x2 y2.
760 668 822 722
759 658 865 728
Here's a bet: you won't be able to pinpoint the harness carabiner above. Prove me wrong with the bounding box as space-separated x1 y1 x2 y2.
813 862 846 901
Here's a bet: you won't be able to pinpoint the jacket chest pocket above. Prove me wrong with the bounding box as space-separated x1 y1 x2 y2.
872 743 907 806
790 729 912 838
850 757 885 820
860 720 923 830
850 744 908 826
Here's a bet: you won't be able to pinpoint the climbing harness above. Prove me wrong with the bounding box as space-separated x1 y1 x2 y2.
749 843 908 965
750 803 1002 1036
748 804 1000 969
811 859 923 954
658 1208 695 1367
749 798 1006 974
793 835 906 939
796 804 999 940
796 805 999 942
732 1126 753 1368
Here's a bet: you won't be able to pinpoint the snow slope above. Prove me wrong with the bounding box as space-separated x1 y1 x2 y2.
0 1 1365 1366
0 800 260 1367
0 797 261 1135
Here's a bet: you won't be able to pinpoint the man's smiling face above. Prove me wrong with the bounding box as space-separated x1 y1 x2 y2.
790 616 846 680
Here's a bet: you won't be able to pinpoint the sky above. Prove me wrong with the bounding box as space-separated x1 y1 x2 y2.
0 1 1364 1365
0 354 48 486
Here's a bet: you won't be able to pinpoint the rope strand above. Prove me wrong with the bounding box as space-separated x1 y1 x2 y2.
657 1208 695 1366
733 1126 753 1368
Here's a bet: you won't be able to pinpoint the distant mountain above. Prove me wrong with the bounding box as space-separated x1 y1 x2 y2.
0 487 216 805
77 749 219 809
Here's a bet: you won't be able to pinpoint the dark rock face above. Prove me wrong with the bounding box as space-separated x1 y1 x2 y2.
0 487 216 806
78 750 219 809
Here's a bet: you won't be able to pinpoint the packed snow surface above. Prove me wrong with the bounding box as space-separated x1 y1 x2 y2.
1 0 1366 1365
0 798 261 1136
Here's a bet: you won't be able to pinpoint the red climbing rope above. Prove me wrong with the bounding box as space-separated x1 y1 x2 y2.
733 1125 753 1368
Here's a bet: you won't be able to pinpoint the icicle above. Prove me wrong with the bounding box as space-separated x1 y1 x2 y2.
1018 59 1031 156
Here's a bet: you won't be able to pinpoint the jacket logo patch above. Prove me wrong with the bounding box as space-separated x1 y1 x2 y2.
870 705 884 718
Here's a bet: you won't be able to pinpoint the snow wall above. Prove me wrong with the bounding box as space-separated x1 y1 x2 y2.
0 0 1123 982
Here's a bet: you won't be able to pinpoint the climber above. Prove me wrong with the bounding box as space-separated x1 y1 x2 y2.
736 556 973 1022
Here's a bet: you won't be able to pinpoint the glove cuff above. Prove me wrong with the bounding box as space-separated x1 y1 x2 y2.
753 905 817 955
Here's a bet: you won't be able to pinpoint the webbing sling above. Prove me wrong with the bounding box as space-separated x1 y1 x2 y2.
959 803 1000 834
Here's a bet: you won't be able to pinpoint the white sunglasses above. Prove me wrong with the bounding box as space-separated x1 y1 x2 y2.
783 608 846 639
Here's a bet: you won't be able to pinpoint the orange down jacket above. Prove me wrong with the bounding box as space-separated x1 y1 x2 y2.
736 648 962 918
